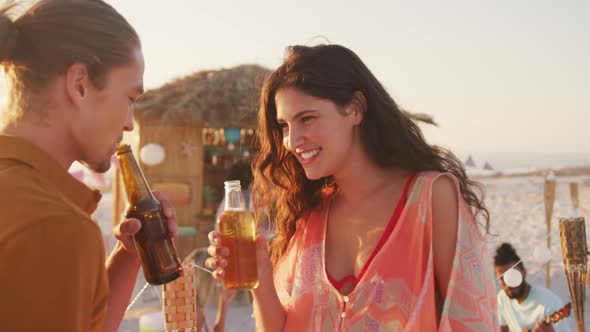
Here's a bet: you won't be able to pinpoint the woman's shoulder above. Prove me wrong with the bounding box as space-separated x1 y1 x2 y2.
416 170 460 182
409 171 460 195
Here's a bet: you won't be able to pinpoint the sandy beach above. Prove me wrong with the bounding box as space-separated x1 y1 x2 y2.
481 174 590 331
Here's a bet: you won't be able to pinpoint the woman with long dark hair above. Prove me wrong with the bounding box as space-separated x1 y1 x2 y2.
207 44 498 331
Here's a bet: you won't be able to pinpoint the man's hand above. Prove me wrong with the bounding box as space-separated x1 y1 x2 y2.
112 191 179 258
532 321 555 332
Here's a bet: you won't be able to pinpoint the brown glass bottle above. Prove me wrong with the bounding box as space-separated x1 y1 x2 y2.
217 180 259 289
116 144 183 285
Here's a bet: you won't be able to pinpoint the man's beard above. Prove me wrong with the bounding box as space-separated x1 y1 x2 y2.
506 282 528 299
92 159 111 173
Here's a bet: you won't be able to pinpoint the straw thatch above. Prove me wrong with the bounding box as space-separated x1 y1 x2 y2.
135 64 437 129
135 64 271 128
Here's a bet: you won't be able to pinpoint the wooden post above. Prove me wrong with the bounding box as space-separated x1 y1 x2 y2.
544 176 556 289
559 217 587 332
570 182 579 216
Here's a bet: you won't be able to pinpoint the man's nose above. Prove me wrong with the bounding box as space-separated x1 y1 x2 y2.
124 109 135 132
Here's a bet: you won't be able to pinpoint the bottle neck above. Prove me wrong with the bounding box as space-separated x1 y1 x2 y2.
116 146 154 205
224 188 245 211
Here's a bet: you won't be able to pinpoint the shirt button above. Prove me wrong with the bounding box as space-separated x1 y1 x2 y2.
343 296 349 303
341 312 347 318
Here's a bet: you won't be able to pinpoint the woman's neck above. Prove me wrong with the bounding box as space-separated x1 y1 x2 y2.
333 163 411 204
328 127 412 203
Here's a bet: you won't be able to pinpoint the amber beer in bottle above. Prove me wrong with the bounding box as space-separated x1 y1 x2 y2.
116 144 183 285
217 180 259 289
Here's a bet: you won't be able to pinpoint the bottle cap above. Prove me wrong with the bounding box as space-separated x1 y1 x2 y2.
224 180 241 190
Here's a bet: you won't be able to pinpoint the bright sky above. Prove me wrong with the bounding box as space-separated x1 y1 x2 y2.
5 0 590 157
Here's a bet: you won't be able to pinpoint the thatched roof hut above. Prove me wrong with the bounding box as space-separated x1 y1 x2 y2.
135 64 271 127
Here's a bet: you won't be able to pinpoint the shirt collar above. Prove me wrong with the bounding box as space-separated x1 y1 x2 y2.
0 135 101 214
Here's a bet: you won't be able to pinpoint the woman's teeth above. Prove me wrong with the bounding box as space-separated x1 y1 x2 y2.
301 149 319 160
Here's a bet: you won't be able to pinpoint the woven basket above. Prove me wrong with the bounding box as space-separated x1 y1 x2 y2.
162 266 197 331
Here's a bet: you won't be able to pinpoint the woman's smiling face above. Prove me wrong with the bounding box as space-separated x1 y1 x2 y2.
275 87 361 180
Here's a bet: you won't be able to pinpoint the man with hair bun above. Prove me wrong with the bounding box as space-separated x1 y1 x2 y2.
0 1 178 331
494 242 572 332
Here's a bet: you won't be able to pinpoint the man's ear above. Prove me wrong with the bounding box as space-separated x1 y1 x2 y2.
349 91 367 125
65 63 90 108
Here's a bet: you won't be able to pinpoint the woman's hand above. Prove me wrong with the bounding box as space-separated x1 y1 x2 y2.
205 232 274 284
206 230 285 331
205 231 229 279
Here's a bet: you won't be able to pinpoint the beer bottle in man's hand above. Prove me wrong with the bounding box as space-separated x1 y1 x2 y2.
116 144 182 285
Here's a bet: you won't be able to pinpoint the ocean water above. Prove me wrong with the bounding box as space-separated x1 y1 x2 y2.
457 152 590 170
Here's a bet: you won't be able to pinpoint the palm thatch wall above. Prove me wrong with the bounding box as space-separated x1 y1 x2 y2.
113 65 271 257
